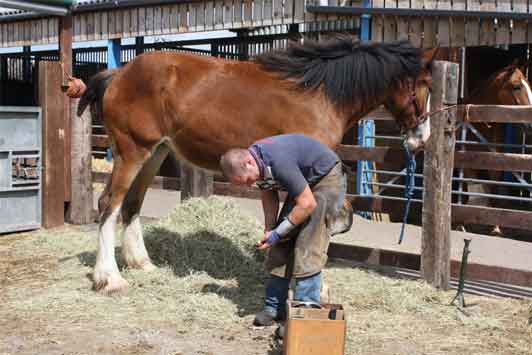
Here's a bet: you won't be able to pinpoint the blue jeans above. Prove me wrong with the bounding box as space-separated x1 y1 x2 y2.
264 273 322 316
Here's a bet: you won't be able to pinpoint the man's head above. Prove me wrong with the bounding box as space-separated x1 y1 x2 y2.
220 148 260 186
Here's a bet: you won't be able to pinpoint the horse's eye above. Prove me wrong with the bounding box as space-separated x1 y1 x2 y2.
513 85 522 91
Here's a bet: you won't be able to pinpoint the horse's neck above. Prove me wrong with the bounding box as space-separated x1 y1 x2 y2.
344 98 385 131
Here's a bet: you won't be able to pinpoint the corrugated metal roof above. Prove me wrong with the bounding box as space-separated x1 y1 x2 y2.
0 7 22 16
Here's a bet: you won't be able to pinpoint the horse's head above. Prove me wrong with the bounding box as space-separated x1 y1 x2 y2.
492 63 532 106
384 48 437 152
468 60 532 131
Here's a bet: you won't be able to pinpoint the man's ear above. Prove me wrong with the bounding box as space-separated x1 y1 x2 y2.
243 154 255 169
422 47 439 71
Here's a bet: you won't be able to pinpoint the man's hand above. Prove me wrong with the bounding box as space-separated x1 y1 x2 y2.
256 230 280 250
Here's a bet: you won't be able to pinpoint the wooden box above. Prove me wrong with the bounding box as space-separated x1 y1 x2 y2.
283 301 346 355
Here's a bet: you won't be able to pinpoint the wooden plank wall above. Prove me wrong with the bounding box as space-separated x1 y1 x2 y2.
1 1 532 47
0 0 298 47
370 0 532 47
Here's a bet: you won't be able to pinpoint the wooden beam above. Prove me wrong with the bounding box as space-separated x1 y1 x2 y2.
421 60 459 290
452 204 532 231
458 105 532 124
349 195 532 231
59 14 73 203
93 172 181 191
213 181 263 199
338 145 532 172
39 61 65 228
327 243 532 287
454 151 532 172
67 98 93 224
363 105 532 124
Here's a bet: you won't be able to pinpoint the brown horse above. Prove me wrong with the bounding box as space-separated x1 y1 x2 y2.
459 63 532 233
79 37 437 294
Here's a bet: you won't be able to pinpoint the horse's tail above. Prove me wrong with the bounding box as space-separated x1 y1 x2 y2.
77 69 117 121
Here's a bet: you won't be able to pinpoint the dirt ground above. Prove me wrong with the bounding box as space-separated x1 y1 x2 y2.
1 198 531 355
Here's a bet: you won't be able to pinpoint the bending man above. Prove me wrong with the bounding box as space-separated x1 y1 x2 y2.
220 133 352 326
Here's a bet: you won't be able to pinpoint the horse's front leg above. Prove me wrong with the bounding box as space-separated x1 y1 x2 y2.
94 204 129 294
93 155 145 294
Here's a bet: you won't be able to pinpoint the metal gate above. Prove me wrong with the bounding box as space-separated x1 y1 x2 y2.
0 107 42 234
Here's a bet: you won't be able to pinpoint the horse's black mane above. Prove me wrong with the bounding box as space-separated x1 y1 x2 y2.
255 36 422 105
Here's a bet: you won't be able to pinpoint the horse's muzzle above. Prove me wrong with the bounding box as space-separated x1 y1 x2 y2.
404 116 431 152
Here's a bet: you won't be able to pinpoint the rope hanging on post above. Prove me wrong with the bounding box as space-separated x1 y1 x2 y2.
398 143 416 244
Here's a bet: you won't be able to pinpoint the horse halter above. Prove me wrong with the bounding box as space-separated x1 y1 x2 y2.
397 79 430 133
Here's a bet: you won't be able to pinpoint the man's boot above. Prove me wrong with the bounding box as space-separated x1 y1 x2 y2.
253 275 289 326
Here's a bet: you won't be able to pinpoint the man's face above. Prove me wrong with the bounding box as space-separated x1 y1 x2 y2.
230 159 260 186
230 172 257 186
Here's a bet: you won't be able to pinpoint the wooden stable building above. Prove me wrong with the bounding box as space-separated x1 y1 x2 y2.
2 1 532 48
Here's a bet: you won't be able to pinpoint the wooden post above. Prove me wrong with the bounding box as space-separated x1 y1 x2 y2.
59 14 73 204
39 61 65 228
421 60 459 290
180 162 213 201
67 98 93 224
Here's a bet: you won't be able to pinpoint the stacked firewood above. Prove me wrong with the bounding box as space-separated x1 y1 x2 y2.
12 158 39 180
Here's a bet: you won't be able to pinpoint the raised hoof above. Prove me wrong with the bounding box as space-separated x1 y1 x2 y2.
93 273 130 296
327 199 354 236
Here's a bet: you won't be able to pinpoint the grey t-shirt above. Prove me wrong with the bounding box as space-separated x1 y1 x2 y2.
249 134 339 197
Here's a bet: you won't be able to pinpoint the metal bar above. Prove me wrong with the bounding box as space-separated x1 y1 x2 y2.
464 122 532 188
375 174 404 195
451 190 531 202
366 135 403 141
365 169 423 178
452 177 531 188
0 0 68 16
306 5 532 20
368 181 532 202
367 168 531 188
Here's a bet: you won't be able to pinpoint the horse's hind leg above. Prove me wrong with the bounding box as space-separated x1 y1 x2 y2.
121 144 170 270
94 151 148 294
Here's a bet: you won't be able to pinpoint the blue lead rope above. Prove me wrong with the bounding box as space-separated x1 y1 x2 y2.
398 144 417 244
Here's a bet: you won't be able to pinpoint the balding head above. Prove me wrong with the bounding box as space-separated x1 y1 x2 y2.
220 148 260 185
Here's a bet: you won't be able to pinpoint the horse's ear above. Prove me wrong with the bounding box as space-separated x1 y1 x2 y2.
422 47 439 71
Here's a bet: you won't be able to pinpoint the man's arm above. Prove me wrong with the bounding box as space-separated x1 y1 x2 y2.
261 189 279 231
257 185 317 249
287 185 317 225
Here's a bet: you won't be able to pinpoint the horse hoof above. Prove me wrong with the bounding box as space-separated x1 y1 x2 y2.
93 273 130 295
